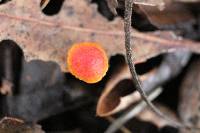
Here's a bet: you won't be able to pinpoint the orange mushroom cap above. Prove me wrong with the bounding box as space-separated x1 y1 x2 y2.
67 42 109 83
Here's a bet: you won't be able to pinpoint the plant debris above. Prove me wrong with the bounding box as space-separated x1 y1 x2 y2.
0 0 200 132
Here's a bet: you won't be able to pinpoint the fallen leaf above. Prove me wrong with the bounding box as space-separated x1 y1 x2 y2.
106 0 165 13
137 104 180 128
96 59 139 116
133 0 165 8
178 58 200 130
5 60 88 122
97 51 191 116
106 0 118 14
96 56 159 116
1 0 200 72
0 117 44 133
175 0 200 2
139 1 195 29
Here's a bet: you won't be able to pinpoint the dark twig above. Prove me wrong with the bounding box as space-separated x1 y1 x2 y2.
124 0 199 130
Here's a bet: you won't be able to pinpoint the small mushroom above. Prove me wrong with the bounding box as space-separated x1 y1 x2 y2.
67 42 109 83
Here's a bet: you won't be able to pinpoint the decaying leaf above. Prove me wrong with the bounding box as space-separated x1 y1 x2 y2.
106 0 165 14
96 58 161 116
178 59 200 133
139 1 195 29
133 0 165 8
0 117 44 133
106 0 118 14
96 59 139 116
176 0 200 2
137 104 180 128
105 87 163 133
1 0 200 72
4 60 88 122
97 51 191 116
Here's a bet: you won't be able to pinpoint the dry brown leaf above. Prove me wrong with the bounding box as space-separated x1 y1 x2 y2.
0 0 124 72
178 59 200 131
106 0 118 14
96 59 156 116
175 0 200 2
97 51 190 117
107 0 165 11
139 1 195 28
97 61 136 116
133 0 165 8
137 104 180 128
0 117 44 133
1 0 200 72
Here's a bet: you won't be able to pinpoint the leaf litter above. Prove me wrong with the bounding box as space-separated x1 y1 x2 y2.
0 0 200 132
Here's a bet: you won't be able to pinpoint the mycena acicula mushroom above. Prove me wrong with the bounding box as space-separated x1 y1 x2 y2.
67 42 108 83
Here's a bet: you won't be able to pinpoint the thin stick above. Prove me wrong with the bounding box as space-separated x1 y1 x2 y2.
106 117 132 133
124 0 197 130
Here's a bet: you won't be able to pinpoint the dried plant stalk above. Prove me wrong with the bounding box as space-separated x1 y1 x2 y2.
124 0 199 130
